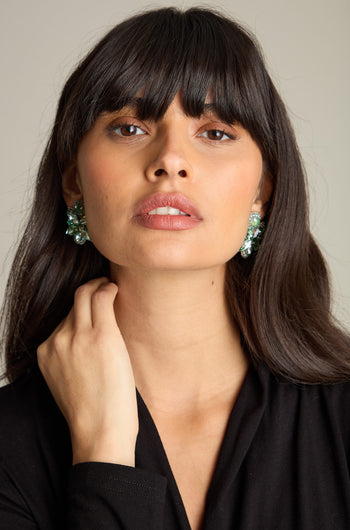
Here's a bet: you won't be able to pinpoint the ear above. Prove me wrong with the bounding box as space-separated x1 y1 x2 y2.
252 172 273 219
62 163 83 207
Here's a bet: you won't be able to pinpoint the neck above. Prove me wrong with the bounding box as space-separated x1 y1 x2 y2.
111 265 248 409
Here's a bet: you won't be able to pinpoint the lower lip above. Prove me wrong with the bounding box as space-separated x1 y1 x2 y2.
134 214 201 230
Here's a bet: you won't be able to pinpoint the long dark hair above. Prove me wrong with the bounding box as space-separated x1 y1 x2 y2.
2 7 350 383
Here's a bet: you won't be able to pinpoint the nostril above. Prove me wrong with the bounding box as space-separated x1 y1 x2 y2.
153 168 187 178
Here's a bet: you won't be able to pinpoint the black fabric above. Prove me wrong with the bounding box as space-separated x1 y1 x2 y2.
0 363 349 529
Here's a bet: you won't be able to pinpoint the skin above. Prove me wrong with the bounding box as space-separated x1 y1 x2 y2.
38 93 271 530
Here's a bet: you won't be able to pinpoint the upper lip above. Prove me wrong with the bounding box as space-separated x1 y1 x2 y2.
134 192 202 218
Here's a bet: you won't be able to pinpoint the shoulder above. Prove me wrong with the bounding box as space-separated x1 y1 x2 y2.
259 364 350 447
0 367 71 475
257 361 350 401
264 363 350 410
0 367 62 431
0 369 71 526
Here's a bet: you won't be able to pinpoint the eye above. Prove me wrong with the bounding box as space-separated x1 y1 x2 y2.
109 123 146 137
198 129 236 141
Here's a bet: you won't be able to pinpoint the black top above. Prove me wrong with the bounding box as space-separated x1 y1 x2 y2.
0 363 349 529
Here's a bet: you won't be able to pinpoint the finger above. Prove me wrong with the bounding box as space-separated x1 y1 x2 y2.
73 277 111 329
91 281 119 329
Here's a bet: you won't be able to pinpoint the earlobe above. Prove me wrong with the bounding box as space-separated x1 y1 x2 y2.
62 163 83 207
253 172 273 219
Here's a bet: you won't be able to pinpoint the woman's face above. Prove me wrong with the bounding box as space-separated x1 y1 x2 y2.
63 94 270 274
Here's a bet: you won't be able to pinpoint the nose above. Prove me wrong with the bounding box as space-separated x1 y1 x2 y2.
145 133 193 182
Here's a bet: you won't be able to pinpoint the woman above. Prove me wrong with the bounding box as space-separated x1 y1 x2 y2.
0 6 349 529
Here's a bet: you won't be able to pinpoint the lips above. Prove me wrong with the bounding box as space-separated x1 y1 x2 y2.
133 192 202 231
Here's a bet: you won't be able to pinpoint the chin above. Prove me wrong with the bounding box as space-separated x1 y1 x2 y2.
94 234 237 272
137 251 206 271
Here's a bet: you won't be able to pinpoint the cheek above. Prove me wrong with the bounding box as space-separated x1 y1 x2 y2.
76 158 125 244
78 147 133 211
210 163 263 258
77 131 136 191
79 150 118 193
216 160 262 216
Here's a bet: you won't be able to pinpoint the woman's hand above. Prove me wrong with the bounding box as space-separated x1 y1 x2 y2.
37 277 138 467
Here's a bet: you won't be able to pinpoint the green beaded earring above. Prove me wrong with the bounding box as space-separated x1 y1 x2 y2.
66 200 90 245
240 212 265 258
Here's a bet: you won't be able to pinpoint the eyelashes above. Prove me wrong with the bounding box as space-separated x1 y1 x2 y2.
106 118 238 142
198 129 237 141
107 123 146 137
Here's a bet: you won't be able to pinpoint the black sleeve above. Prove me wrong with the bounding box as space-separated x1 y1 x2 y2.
0 371 168 530
0 462 167 529
0 465 39 530
67 463 167 529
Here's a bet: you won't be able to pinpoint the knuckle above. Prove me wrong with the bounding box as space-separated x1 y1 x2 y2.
51 331 63 348
74 283 91 301
37 343 50 373
36 344 45 363
51 329 69 354
92 285 113 303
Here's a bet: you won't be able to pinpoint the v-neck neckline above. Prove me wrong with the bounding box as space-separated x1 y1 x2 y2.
135 363 267 529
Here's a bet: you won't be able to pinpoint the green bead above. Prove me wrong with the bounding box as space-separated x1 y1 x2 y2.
239 213 265 258
66 201 90 245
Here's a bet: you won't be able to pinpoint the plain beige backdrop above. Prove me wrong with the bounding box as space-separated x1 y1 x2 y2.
0 0 349 327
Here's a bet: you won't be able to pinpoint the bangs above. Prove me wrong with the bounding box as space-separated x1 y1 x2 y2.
98 10 232 121
59 8 274 165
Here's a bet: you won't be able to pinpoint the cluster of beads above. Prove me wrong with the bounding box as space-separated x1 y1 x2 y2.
66 201 90 245
240 212 265 258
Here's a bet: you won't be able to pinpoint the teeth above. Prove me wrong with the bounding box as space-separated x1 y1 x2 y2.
147 207 189 216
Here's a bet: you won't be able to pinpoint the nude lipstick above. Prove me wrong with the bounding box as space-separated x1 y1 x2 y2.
133 192 202 230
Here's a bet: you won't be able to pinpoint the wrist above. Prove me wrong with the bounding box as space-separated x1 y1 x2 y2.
71 432 137 467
